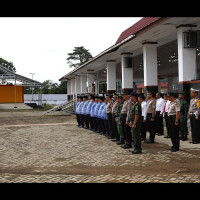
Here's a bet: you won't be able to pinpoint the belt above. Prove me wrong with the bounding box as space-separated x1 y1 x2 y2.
168 114 176 117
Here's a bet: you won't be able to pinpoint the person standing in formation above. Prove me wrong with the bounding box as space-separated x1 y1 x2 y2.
178 92 189 141
167 92 180 152
145 91 156 144
127 92 142 154
85 95 93 129
111 93 120 142
115 94 125 145
75 96 81 127
187 88 200 144
106 94 114 139
94 96 101 132
155 92 165 136
163 94 171 138
138 94 146 141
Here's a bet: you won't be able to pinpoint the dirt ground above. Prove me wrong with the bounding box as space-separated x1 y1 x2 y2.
0 109 200 183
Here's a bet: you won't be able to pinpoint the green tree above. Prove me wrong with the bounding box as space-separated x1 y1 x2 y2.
0 57 16 72
66 46 93 69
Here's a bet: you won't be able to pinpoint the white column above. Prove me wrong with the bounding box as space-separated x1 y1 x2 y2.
80 75 87 93
71 78 75 94
87 74 94 93
107 60 116 93
75 76 81 94
67 80 71 95
143 42 158 87
121 53 133 91
177 26 197 82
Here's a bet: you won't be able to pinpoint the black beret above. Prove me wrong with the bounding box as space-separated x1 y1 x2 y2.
130 92 138 98
168 92 176 97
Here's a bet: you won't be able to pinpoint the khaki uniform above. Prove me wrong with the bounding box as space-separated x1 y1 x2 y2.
111 101 119 140
146 98 156 142
106 100 113 138
168 99 180 150
188 97 200 143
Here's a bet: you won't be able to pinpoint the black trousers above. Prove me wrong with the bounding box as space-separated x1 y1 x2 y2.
84 115 90 129
96 117 101 132
121 113 132 146
140 116 146 139
155 111 164 135
80 114 84 127
104 119 110 135
168 115 180 149
76 114 81 126
112 113 119 140
107 113 113 138
92 117 97 131
146 113 156 141
100 118 106 134
89 115 94 129
164 112 170 137
190 114 200 142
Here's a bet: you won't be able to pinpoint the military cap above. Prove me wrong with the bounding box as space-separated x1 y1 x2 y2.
130 92 138 98
121 91 129 95
179 91 186 96
113 93 118 98
168 92 176 97
117 94 123 99
190 88 199 93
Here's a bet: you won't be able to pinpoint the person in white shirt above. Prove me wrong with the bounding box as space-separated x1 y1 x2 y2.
155 92 165 136
138 94 147 141
163 93 171 138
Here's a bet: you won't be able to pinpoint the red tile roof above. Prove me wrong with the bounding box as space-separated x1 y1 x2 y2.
115 17 162 44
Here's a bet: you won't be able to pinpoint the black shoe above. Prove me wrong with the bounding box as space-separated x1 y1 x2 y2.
192 141 200 144
167 147 173 150
107 135 111 139
111 139 117 142
121 144 132 149
145 140 154 144
157 133 164 136
189 141 194 143
131 150 142 154
99 132 104 135
182 136 188 141
141 138 145 141
116 140 125 145
164 136 170 138
171 148 179 152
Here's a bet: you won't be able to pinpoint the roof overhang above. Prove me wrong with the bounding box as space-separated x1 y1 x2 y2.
0 64 43 87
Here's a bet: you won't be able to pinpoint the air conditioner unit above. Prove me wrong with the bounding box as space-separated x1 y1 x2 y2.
183 30 198 48
124 57 133 68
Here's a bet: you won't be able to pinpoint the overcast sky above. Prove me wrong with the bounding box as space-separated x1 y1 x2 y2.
0 17 142 84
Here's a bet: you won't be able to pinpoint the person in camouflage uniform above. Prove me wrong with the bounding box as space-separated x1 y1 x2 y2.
115 94 125 145
127 92 142 154
178 92 189 141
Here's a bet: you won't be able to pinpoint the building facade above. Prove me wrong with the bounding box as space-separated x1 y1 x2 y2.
59 17 200 101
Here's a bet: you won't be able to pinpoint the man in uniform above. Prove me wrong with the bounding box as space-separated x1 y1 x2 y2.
81 95 89 129
138 94 146 141
96 97 104 133
127 92 142 154
85 94 93 129
167 92 180 152
163 93 171 138
111 93 119 142
178 91 189 141
187 88 200 144
155 92 165 136
106 94 114 138
91 96 99 132
75 96 81 126
145 91 156 144
77 96 84 128
98 97 107 135
120 91 132 149
115 94 125 145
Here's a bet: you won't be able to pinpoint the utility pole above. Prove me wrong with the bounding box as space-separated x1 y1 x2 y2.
30 73 35 102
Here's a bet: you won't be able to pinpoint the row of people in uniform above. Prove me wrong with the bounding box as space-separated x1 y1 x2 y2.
75 88 200 154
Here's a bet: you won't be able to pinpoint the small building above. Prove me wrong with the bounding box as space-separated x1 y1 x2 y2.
59 17 200 102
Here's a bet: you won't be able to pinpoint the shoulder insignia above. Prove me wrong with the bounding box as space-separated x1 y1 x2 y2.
197 100 200 108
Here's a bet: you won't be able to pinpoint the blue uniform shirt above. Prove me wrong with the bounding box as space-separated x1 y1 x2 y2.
97 102 106 118
76 101 84 114
75 101 80 114
94 102 101 117
85 100 93 115
90 102 97 117
81 100 89 115
101 103 107 120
